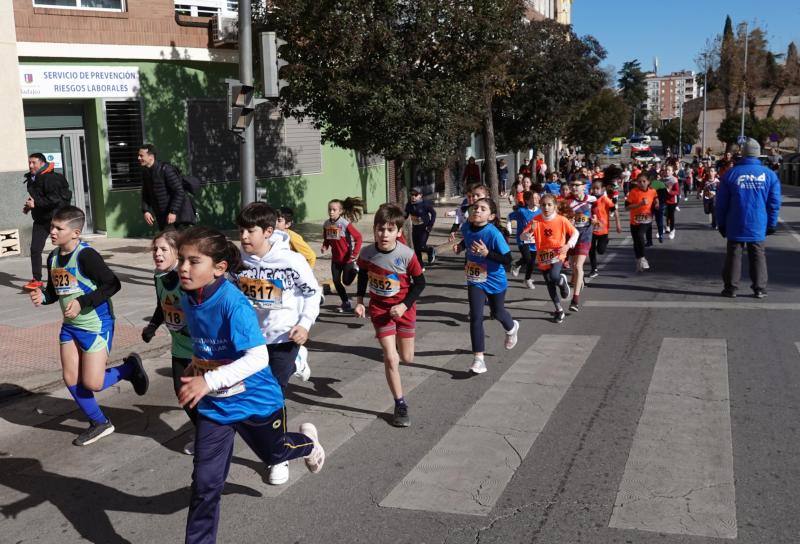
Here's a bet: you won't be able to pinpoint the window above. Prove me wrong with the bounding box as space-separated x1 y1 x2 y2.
174 0 237 16
105 100 144 189
33 0 125 11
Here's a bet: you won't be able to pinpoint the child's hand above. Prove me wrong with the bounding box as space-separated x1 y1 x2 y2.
471 240 488 257
64 299 81 319
354 303 367 318
448 232 457 243
141 324 157 343
178 375 211 408
616 226 623 234
452 243 462 254
29 288 43 306
567 238 577 249
389 303 407 318
288 325 309 345
320 246 327 254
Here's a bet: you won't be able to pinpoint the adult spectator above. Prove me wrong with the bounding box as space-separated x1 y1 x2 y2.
462 156 482 187
496 158 509 196
23 152 70 290
138 144 196 231
715 138 781 299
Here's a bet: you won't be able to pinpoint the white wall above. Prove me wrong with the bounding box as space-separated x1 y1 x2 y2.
0 2 28 172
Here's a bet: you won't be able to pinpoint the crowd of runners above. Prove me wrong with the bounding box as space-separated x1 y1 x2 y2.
24 143 779 543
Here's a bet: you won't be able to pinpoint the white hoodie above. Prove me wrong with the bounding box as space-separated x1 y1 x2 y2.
234 230 321 344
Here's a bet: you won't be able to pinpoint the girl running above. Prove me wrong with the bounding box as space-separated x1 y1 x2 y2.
453 198 520 374
523 194 578 323
566 179 597 312
702 167 720 229
141 230 196 455
321 197 363 312
589 180 622 278
176 226 324 544
625 173 659 272
507 190 541 289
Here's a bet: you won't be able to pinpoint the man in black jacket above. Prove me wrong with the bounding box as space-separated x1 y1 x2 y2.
23 152 70 290
137 144 195 231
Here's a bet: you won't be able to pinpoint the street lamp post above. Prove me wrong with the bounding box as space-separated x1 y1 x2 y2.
701 55 708 158
239 0 256 207
678 96 684 160
740 22 749 142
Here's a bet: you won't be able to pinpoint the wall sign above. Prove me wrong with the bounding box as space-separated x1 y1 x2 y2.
19 65 140 99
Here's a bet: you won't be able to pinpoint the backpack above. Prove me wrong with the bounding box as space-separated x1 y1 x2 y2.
160 163 205 195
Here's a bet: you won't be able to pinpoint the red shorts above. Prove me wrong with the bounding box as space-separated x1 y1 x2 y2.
370 303 417 339
569 241 591 257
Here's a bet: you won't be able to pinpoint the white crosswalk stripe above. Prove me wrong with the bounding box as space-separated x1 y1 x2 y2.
380 334 598 515
608 338 737 539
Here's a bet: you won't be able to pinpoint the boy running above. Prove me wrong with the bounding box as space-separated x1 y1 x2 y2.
404 188 438 268
507 190 541 289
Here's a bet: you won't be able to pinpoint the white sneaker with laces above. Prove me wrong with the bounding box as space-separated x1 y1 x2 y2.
525 279 535 290
668 229 675 240
641 257 650 270
268 461 290 485
293 345 311 382
511 265 521 277
300 423 325 473
470 356 487 374
504 320 520 350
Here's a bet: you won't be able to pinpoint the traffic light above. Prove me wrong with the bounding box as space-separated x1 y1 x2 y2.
260 32 287 99
226 78 256 134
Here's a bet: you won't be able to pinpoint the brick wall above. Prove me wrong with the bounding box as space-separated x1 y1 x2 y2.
13 0 214 49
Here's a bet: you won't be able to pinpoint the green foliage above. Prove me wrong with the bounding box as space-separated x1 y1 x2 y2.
564 89 630 155
658 117 700 151
491 19 606 151
617 60 648 134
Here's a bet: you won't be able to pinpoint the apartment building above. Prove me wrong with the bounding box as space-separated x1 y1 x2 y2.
3 0 386 245
645 70 699 123
524 0 572 24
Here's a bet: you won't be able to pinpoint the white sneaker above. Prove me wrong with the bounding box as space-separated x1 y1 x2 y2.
641 257 650 270
470 356 487 374
293 345 311 382
668 229 675 240
268 461 290 485
182 440 195 455
504 320 520 350
511 265 521 277
636 258 643 272
525 279 535 290
300 423 325 473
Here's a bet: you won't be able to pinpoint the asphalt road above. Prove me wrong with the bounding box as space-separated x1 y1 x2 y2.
1 188 799 544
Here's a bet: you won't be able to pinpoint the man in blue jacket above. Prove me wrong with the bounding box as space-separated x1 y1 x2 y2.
715 138 781 298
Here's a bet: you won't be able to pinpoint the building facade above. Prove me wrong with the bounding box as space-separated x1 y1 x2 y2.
3 0 386 247
524 0 572 24
645 70 699 123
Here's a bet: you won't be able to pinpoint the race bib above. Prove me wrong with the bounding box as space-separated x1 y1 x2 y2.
634 213 652 224
51 267 82 296
573 214 590 226
410 215 424 226
324 226 342 240
190 357 245 398
465 261 488 283
537 249 561 265
161 301 186 332
368 271 401 297
238 277 284 309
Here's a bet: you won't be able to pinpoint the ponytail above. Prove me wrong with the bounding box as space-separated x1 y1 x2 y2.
335 196 364 223
178 226 244 274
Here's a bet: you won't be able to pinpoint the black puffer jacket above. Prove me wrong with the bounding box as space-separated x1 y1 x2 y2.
24 168 68 224
141 161 195 228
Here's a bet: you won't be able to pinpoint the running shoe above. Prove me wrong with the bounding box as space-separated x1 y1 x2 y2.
470 356 487 374
293 345 311 382
676 206 681 212
720 289 736 298
337 301 353 313
753 289 767 299
504 320 520 350
73 420 115 446
525 279 535 290
668 230 676 240
645 241 653 247
569 301 580 312
553 310 565 324
182 441 195 455
392 403 410 427
126 353 149 396
588 269 599 279
23 279 43 290
428 247 437 266
636 259 643 273
641 258 650 270
268 461 290 485
511 265 521 277
558 274 571 300
300 423 325 473
658 235 663 243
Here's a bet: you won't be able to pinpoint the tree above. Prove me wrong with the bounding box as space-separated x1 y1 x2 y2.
617 60 648 134
718 15 740 117
564 89 630 155
658 116 700 153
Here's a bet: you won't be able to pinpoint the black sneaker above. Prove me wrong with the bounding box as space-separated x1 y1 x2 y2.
588 269 599 279
553 310 565 324
558 274 571 300
720 289 736 298
126 353 149 396
428 247 437 266
753 289 767 299
73 420 115 446
337 301 353 313
392 403 410 427
569 301 580 312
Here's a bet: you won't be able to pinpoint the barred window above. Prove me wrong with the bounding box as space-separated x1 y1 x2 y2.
105 100 144 189
33 0 125 11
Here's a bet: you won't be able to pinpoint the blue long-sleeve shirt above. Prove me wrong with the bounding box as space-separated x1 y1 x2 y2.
715 157 781 242
508 207 541 248
405 200 437 229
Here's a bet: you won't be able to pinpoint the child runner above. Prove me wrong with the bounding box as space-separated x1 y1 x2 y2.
276 206 316 268
523 194 578 323
233 203 322 485
355 205 426 427
321 197 363 312
588 180 622 278
625 173 659 272
507 190 541 289
177 227 324 544
404 188 438 268
453 198 520 374
544 172 561 195
663 165 681 239
566 179 597 311
29 206 148 446
515 176 532 207
142 230 196 455
702 168 720 229
451 184 490 242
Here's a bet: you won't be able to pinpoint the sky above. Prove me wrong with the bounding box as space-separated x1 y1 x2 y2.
572 0 800 78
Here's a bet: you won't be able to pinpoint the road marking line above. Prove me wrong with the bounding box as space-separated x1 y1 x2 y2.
609 338 736 539
779 218 800 246
380 334 598 516
585 300 800 310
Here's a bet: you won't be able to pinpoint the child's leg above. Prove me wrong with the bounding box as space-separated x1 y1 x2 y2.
62 341 108 424
398 336 415 365
172 356 197 424
186 416 236 544
266 342 301 391
542 264 563 310
330 262 348 304
235 407 315 467
378 335 403 400
571 255 586 296
486 291 515 332
525 251 536 281
589 237 599 270
467 284 488 355
411 226 426 264
519 244 532 270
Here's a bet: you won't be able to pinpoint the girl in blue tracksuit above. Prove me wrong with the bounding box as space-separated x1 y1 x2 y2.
507 190 541 289
176 226 325 544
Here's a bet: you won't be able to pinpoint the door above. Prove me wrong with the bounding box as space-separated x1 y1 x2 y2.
26 130 94 232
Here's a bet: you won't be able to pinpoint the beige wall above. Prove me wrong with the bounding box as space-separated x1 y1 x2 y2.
0 1 28 172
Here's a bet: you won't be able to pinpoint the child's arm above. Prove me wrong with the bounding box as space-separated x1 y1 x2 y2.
76 248 122 310
347 223 363 260
180 344 270 408
33 253 58 306
142 278 164 342
291 258 321 343
426 202 437 230
321 226 330 252
354 265 369 318
614 206 622 233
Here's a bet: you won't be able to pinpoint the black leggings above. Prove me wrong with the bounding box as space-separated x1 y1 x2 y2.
467 285 514 353
411 225 432 265
666 204 677 231
331 261 350 304
516 244 536 280
172 356 197 425
541 261 566 310
589 234 609 270
630 224 648 259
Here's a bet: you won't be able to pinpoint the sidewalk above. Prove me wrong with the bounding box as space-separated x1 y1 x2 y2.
0 197 470 400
